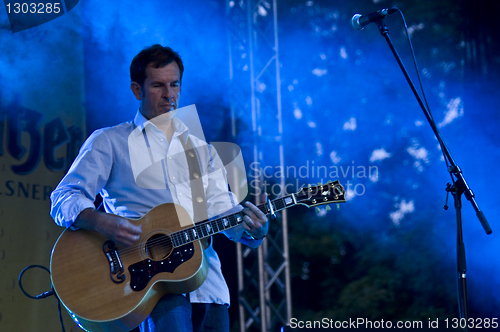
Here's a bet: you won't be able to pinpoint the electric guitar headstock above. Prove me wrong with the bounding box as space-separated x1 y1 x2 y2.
294 180 346 211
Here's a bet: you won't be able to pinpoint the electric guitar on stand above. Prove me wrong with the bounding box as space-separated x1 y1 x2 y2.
50 181 346 332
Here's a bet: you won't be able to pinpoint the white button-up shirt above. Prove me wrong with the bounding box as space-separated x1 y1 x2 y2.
50 110 261 305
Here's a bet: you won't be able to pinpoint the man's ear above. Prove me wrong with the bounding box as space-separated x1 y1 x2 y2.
130 82 142 101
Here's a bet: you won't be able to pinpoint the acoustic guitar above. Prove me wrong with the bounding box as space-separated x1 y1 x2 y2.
50 181 345 332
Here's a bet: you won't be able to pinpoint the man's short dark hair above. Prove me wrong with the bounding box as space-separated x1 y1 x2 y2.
130 44 184 87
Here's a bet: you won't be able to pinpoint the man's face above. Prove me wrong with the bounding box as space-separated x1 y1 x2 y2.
131 61 181 120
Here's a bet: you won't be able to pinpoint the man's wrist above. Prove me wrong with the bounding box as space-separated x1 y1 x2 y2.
245 230 266 240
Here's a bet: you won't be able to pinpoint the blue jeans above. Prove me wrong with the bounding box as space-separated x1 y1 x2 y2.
139 294 229 332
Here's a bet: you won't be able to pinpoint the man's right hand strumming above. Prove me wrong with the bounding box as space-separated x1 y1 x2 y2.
74 208 142 247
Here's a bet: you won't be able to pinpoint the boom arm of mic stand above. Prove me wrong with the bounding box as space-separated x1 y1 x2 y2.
374 20 492 235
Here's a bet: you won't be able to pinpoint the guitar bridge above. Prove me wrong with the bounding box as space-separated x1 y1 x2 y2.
102 240 125 284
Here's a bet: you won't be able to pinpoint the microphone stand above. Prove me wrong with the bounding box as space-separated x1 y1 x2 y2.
373 19 492 327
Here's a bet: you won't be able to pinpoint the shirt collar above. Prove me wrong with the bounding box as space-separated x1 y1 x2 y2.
132 109 189 143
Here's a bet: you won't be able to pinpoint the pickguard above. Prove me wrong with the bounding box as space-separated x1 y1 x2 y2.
128 243 195 291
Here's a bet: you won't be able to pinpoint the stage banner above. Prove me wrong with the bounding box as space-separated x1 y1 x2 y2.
0 6 84 331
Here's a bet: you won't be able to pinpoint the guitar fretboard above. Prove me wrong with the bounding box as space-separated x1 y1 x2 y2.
170 194 296 247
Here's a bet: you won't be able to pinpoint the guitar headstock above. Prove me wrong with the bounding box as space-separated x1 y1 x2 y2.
294 180 346 208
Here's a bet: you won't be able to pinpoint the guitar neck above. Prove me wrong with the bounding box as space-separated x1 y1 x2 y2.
170 195 297 247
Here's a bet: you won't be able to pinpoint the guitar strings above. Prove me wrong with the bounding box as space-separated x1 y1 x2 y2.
117 189 346 261
113 202 276 261
113 217 232 259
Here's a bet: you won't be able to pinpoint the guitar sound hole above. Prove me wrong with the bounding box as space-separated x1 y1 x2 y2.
145 234 173 260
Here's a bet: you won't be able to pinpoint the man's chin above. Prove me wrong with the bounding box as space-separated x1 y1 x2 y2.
153 109 177 122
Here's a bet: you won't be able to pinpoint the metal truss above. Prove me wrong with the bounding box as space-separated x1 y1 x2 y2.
226 0 291 331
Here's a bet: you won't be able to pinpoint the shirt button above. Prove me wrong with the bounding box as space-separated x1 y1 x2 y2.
196 197 204 203
193 173 199 179
172 176 176 180
168 157 172 160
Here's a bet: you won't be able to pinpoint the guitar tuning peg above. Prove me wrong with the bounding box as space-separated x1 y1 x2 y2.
308 184 312 187
326 205 331 211
315 207 321 214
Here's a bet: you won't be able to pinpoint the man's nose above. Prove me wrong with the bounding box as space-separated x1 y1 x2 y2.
162 86 174 100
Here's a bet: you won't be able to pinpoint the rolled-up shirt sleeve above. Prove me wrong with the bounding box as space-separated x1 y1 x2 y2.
50 129 113 228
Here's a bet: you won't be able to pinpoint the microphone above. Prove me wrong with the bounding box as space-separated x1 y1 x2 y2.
351 8 397 30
